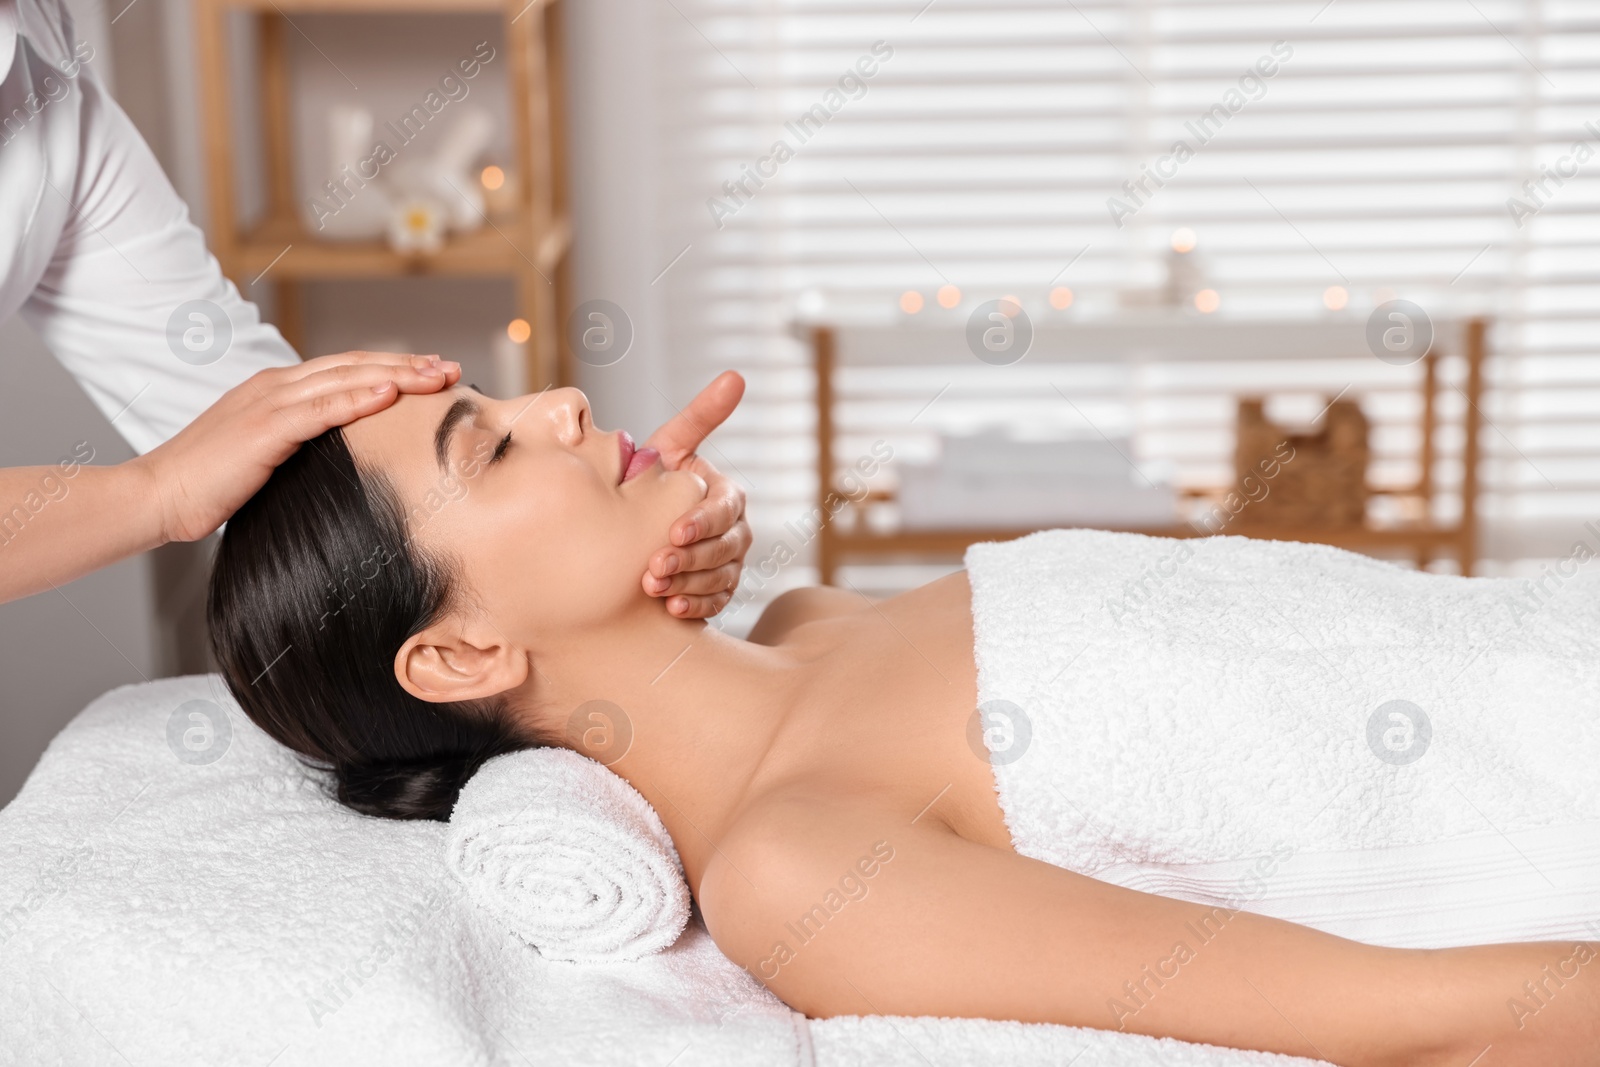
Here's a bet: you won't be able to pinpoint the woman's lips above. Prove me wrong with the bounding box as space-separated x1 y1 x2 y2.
617 431 660 484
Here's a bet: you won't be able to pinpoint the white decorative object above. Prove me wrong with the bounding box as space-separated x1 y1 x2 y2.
388 197 447 255
306 105 497 245
491 327 529 398
897 428 1177 530
308 105 395 240
387 107 496 234
1164 246 1207 308
481 165 519 218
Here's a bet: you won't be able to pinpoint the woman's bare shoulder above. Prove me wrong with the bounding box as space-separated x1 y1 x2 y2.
744 586 868 645
694 789 926 994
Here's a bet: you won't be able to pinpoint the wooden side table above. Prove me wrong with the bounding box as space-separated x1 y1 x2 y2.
812 315 1487 582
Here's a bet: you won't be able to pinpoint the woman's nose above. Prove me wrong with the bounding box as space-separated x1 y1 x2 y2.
545 387 590 445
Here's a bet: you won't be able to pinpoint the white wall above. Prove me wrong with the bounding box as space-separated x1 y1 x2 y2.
0 319 158 807
562 0 675 436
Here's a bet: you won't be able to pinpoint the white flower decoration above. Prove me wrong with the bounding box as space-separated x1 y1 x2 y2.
388 198 447 255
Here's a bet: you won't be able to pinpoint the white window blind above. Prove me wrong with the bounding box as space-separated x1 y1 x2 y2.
645 0 1600 606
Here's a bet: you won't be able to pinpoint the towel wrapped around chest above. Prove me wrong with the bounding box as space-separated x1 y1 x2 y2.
966 529 1600 949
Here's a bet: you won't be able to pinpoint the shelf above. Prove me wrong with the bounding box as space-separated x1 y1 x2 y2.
211 0 525 12
199 0 572 383
233 215 568 280
815 317 1476 367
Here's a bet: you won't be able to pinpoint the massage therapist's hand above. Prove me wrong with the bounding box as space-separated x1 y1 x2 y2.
0 351 461 606
134 352 464 543
641 370 753 619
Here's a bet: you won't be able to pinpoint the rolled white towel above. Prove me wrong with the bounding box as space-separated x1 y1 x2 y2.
445 747 692 963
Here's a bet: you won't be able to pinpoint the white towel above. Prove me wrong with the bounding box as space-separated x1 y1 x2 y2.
0 673 1355 1066
0 675 798 1067
809 1014 1323 1067
445 747 691 963
966 528 1600 951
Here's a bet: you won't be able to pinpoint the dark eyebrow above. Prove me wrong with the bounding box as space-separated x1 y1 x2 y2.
434 395 480 472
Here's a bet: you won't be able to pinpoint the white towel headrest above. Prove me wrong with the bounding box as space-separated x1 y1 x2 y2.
445 747 691 963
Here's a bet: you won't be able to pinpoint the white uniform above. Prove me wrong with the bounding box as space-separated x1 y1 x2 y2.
0 0 298 456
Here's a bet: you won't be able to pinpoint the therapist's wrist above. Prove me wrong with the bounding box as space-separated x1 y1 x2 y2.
122 455 179 548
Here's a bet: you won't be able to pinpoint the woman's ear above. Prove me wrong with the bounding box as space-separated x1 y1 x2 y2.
393 617 529 704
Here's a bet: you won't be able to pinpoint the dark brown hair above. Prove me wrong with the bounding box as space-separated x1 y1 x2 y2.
207 427 533 820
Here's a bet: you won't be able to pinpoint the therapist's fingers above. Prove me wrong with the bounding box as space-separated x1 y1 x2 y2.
642 371 745 467
642 454 750 617
264 362 461 438
644 559 742 601
668 462 746 548
276 349 444 382
274 358 461 407
665 591 736 620
277 355 458 397
646 522 751 588
137 358 461 545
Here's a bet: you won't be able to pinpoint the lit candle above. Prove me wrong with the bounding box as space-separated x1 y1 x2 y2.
492 320 529 397
481 165 519 219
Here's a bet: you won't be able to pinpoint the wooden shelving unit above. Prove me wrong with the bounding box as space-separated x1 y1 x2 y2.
193 0 572 387
811 315 1488 582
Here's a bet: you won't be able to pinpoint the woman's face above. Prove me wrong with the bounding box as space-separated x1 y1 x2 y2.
342 384 708 647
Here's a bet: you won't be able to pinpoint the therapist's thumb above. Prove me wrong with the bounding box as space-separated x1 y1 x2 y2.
643 371 745 466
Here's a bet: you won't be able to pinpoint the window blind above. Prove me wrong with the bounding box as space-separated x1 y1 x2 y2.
645 0 1600 612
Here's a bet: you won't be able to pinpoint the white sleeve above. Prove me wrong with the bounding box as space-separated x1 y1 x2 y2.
19 63 301 456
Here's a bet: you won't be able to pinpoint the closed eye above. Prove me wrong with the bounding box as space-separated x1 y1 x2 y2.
490 430 513 463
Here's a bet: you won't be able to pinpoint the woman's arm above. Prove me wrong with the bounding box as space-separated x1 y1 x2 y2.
700 798 1599 1067
0 354 460 605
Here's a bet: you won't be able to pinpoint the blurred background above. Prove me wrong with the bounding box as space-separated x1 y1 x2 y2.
4 0 1598 803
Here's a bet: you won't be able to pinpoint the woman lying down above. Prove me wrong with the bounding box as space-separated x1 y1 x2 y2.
205 379 1600 1066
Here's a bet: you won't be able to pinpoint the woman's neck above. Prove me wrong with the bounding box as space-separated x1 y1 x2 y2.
522 609 813 885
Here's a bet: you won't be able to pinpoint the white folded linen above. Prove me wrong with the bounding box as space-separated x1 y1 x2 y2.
445 746 690 963
965 528 1600 952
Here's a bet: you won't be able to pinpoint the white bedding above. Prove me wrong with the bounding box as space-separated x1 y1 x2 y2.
0 674 1323 1066
967 529 1600 954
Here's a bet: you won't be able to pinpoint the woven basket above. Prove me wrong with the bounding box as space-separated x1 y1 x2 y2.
1233 397 1370 529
